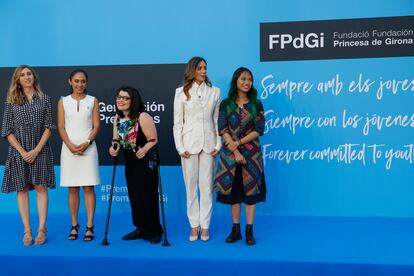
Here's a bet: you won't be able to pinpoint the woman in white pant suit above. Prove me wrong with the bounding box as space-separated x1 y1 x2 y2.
173 56 221 241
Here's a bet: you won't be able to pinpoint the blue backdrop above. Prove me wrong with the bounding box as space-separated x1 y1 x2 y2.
1 0 414 217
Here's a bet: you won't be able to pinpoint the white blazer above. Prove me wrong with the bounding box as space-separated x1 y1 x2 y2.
173 82 222 155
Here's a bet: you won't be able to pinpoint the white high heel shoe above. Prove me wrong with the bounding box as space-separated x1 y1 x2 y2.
200 228 209 241
189 227 199 242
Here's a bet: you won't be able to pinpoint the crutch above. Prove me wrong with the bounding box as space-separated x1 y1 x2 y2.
101 143 119 246
157 165 171 246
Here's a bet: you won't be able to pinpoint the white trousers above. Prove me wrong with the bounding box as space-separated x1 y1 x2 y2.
181 151 213 229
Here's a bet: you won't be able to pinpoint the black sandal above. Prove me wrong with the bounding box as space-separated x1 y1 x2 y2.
68 224 80 240
83 225 94 242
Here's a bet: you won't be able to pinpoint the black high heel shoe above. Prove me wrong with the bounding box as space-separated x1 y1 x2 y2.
68 224 80 240
83 225 94 242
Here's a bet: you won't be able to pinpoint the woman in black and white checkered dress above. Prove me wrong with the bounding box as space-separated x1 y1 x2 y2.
1 65 56 246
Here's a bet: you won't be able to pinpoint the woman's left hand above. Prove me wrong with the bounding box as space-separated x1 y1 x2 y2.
23 148 40 164
135 147 147 159
234 151 246 164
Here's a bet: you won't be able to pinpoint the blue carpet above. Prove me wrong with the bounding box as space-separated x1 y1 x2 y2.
0 213 413 275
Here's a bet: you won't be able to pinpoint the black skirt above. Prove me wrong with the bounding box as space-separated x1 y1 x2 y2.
217 164 266 205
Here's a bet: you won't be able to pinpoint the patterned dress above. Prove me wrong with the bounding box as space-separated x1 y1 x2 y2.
117 117 140 150
1 94 56 193
214 99 266 204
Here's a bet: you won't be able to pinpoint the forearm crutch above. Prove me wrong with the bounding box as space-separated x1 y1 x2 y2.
157 165 171 246
101 143 119 246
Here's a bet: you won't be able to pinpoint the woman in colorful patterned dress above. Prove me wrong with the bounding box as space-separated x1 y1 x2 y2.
214 67 266 246
1 65 56 245
109 86 163 244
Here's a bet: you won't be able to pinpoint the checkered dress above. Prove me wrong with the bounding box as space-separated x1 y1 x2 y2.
1 94 56 193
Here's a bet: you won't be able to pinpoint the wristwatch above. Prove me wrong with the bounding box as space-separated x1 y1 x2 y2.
87 139 93 145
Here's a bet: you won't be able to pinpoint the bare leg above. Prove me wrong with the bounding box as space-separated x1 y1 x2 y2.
83 186 96 228
35 185 48 230
34 185 48 245
67 187 80 239
231 204 241 223
245 204 257 245
83 186 96 240
68 187 80 226
245 204 256 225
17 188 32 244
17 188 31 231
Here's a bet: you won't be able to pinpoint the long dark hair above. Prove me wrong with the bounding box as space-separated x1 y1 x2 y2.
69 69 88 94
115 86 145 119
182 56 212 101
226 67 258 121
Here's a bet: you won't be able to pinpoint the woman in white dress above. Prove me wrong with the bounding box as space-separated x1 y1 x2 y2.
57 69 100 241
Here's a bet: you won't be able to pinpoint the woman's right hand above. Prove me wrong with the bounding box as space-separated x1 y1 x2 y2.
226 140 240 152
20 150 30 163
109 143 120 157
234 151 246 164
76 142 90 155
180 150 191 159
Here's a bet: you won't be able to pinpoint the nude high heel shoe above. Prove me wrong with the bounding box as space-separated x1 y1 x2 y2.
200 228 210 241
189 227 199 241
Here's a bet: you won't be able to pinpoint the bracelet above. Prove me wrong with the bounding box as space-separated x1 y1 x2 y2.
134 146 145 154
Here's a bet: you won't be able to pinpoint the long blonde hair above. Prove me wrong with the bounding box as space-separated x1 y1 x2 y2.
7 65 43 105
182 56 212 101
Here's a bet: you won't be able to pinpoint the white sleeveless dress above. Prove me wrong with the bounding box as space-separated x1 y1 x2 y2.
60 95 100 187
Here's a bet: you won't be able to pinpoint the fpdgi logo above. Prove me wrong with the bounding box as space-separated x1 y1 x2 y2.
269 33 325 49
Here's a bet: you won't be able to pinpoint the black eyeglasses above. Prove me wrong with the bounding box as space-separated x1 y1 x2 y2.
116 95 131 101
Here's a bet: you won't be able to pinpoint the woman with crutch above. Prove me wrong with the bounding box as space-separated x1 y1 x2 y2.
109 86 163 244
